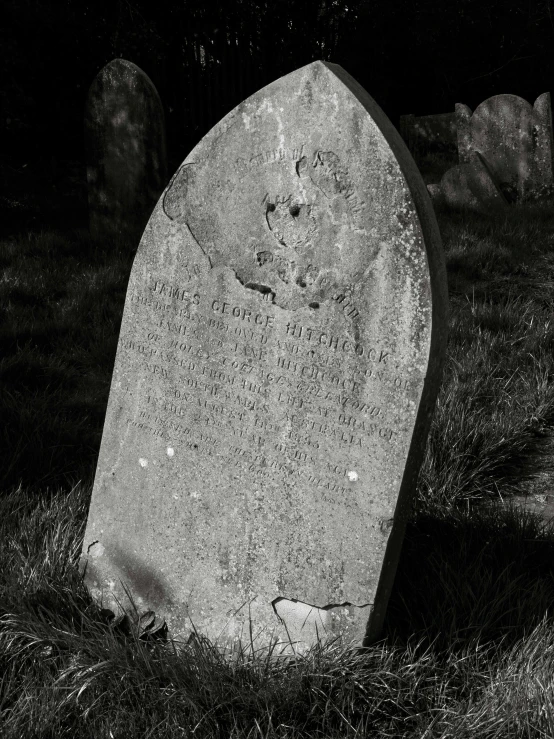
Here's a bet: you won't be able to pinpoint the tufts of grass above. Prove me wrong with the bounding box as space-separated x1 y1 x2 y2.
2 483 554 737
465 619 554 738
418 204 554 511
0 228 135 492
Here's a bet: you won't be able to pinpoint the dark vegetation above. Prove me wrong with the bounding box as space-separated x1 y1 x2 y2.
4 0 554 169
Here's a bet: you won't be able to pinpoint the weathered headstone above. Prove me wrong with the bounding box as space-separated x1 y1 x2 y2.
428 151 508 213
85 58 167 243
456 93 554 202
81 61 448 654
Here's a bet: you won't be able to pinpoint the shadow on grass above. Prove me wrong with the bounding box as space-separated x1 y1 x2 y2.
436 201 554 302
5 481 554 660
385 503 554 650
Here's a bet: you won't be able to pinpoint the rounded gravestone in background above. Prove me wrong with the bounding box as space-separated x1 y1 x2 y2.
85 58 168 244
81 61 448 654
456 93 554 202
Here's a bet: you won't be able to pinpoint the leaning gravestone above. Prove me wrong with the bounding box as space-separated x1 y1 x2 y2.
456 93 554 202
81 61 448 654
428 151 508 213
85 58 167 243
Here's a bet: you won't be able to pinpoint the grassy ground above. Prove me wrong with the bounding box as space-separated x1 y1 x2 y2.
3 196 554 735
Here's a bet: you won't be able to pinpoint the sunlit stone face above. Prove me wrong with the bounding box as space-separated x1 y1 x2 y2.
81 61 448 655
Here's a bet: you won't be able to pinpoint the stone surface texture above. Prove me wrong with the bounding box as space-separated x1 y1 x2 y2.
85 58 167 243
456 93 554 201
428 151 508 212
81 61 448 654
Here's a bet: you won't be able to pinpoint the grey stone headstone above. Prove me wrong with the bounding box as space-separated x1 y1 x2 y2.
80 61 448 655
456 93 554 202
85 58 168 244
428 151 508 213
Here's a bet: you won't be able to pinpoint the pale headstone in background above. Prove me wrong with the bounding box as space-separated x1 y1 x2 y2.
85 58 167 244
428 151 508 213
81 61 448 654
456 93 554 202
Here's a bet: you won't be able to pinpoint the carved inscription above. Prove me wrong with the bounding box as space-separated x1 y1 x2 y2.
160 142 372 315
235 145 305 172
81 60 446 655
298 150 365 228
118 270 412 503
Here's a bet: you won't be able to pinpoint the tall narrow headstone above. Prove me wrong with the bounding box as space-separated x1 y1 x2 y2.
81 61 448 654
85 58 168 243
456 93 554 201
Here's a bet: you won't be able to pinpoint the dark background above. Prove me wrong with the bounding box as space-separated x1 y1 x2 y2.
3 0 554 224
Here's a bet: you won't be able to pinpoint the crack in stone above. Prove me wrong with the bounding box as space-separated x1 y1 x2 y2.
244 282 276 302
230 267 330 312
271 596 372 614
162 162 195 221
185 222 213 268
232 270 276 304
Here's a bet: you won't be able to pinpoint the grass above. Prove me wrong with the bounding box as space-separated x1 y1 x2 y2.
3 195 554 735
419 205 554 512
0 229 133 491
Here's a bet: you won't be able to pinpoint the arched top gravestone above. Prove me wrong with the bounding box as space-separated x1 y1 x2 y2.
456 93 553 201
81 61 448 654
85 58 167 244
